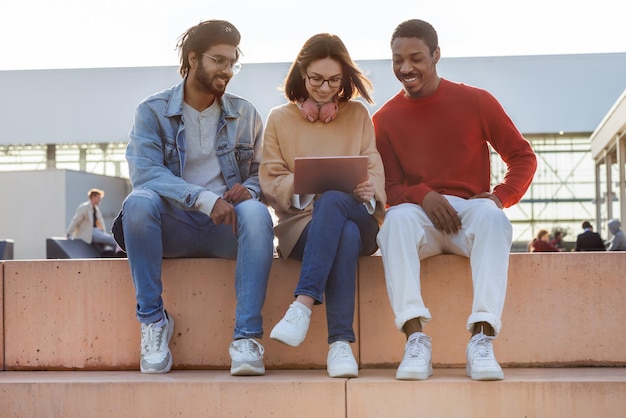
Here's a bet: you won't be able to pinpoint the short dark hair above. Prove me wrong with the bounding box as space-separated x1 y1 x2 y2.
582 221 592 229
176 20 241 78
391 19 439 55
283 33 373 104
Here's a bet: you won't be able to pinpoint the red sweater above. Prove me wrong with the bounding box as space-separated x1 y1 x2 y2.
373 79 537 208
531 239 560 252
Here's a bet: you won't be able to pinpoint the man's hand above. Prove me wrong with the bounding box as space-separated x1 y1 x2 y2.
422 190 462 234
223 184 252 205
469 192 503 209
210 198 237 235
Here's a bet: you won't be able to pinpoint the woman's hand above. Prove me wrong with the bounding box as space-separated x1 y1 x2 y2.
352 177 375 203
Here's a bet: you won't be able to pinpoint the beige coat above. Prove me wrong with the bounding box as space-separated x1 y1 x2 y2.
260 100 386 258
66 201 106 244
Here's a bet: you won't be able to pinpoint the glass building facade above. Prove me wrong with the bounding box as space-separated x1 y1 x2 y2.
1 131 608 251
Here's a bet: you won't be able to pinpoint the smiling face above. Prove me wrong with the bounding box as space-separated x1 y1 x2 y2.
190 43 238 98
391 37 440 98
304 57 343 104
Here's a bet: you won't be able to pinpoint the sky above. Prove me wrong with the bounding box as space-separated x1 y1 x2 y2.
1 0 625 71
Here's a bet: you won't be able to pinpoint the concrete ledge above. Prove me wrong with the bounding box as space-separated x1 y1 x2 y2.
0 368 624 418
348 368 626 418
0 370 346 418
3 253 626 370
3 258 335 370
359 253 626 367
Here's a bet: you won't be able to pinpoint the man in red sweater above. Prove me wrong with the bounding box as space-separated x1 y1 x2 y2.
373 19 537 381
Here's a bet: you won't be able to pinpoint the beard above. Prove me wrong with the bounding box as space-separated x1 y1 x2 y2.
195 58 229 97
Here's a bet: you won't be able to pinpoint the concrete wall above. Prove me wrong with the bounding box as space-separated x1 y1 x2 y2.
0 170 130 259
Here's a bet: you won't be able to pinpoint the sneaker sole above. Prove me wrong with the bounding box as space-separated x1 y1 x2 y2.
467 368 504 381
230 362 265 376
328 367 358 378
269 328 303 347
140 356 173 374
396 364 433 381
140 315 175 374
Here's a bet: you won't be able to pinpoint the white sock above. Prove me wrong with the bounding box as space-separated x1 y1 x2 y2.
291 300 312 316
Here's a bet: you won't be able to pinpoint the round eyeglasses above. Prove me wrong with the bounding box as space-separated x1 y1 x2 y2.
305 73 342 88
202 53 242 75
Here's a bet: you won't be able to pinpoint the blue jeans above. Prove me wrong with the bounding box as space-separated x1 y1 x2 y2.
290 191 379 344
120 188 274 339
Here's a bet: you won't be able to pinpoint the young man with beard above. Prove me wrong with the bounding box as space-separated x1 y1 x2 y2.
373 19 537 381
113 20 274 376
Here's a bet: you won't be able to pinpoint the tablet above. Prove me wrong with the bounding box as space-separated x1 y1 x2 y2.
293 155 369 195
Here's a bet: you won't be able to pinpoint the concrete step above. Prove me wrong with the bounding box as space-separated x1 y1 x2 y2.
2 252 625 370
0 368 624 418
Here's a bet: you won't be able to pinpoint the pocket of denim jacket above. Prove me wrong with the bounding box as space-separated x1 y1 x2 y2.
234 144 254 162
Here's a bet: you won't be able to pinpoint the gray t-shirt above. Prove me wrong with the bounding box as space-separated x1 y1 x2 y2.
181 100 227 198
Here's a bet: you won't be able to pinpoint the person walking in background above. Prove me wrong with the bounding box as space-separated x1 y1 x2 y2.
373 19 536 381
259 33 386 378
607 219 626 251
575 221 606 251
112 20 274 376
66 188 119 252
529 229 560 252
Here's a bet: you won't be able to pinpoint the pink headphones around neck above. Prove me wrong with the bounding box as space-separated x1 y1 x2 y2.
298 98 338 123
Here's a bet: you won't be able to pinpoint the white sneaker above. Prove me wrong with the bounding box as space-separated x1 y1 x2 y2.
466 332 504 381
140 311 175 374
270 302 311 347
327 341 358 378
229 338 265 376
396 332 433 380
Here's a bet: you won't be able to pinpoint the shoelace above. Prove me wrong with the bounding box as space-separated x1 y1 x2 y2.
233 339 264 358
141 322 164 355
470 335 495 359
284 305 306 324
405 337 429 360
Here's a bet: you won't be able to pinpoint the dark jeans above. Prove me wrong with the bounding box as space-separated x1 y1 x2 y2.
290 190 379 343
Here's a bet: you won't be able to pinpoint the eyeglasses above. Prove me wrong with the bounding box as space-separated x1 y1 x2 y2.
202 53 242 75
305 73 342 88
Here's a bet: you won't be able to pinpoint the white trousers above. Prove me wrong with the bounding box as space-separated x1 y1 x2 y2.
376 196 512 336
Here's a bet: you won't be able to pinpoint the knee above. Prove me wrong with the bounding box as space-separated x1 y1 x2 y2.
381 205 423 235
236 200 273 233
122 189 162 226
470 207 512 242
476 207 510 229
315 190 348 209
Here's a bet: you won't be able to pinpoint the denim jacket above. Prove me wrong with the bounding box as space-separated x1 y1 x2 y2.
126 79 264 209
